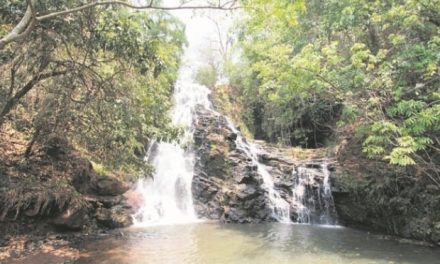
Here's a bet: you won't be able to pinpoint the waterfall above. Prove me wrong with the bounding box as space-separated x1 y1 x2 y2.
132 68 212 226
225 119 291 222
132 71 337 225
291 162 337 225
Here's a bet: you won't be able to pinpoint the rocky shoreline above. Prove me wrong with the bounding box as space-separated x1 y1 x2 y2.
0 135 136 262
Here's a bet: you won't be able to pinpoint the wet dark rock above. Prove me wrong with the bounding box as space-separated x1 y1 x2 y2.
226 132 237 141
331 166 440 246
305 163 322 169
95 206 133 229
191 106 339 224
192 106 271 223
223 207 248 223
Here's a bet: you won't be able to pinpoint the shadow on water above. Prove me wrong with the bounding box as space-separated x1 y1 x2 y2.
73 223 440 264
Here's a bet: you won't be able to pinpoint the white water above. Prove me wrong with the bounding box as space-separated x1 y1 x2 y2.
293 166 312 223
132 67 212 226
132 66 338 226
292 162 337 224
133 70 292 224
225 119 291 222
130 4 337 224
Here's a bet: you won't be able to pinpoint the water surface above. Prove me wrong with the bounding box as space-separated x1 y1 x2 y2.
76 223 440 264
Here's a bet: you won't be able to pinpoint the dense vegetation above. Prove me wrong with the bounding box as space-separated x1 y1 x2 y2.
0 0 439 248
212 0 439 185
0 1 186 174
2 0 438 184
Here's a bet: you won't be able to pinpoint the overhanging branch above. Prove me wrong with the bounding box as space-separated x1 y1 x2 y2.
0 0 36 49
0 0 240 49
37 0 239 20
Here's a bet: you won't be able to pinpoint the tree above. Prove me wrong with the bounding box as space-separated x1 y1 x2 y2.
0 0 239 49
0 1 240 129
0 1 188 173
233 0 440 183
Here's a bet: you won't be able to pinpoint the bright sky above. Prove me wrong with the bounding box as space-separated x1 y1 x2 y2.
162 0 235 70
132 0 237 80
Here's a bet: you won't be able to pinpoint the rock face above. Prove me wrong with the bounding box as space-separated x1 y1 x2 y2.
192 107 270 222
332 168 440 246
191 103 440 246
56 158 133 231
191 106 337 224
331 137 440 246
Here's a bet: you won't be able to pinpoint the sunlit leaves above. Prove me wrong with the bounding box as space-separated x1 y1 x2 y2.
0 2 186 174
233 0 439 167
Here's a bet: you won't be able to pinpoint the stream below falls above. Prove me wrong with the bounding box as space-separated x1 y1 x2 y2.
72 223 440 264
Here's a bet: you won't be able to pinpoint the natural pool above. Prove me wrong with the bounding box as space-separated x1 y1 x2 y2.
72 223 440 264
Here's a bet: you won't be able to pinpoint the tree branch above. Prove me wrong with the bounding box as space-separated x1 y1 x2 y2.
0 70 67 128
0 0 239 50
36 1 239 21
0 0 36 49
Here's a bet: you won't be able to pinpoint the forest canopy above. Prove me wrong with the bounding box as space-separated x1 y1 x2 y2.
217 0 439 183
1 0 439 184
0 0 187 174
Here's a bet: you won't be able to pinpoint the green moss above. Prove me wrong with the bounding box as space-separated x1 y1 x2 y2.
91 162 112 177
224 159 234 178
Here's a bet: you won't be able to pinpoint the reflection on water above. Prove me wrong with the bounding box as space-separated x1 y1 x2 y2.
76 223 440 264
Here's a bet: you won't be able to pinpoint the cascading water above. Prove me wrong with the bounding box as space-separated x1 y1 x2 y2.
225 119 291 222
291 162 337 225
132 67 213 226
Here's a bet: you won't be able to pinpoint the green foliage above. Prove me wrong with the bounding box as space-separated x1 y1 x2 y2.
231 0 440 181
230 0 342 147
194 64 218 88
0 2 186 174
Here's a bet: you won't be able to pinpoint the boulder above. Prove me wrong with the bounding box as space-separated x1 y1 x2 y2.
93 176 129 196
95 207 133 228
52 207 88 231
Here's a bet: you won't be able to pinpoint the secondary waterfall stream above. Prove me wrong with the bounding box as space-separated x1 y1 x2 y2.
292 162 338 224
225 119 291 222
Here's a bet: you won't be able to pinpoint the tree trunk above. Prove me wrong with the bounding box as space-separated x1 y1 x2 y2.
25 127 41 157
0 71 66 129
